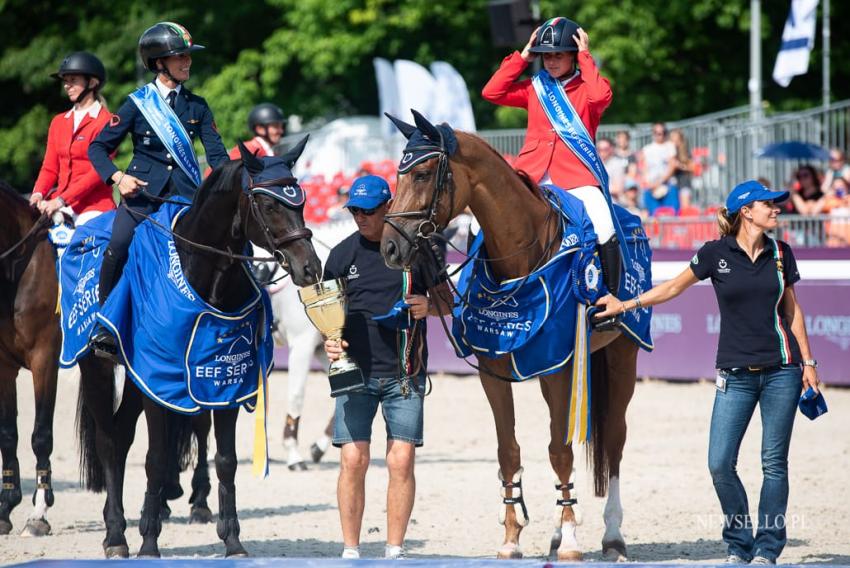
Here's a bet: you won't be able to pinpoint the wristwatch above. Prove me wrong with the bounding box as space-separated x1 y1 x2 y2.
803 359 818 368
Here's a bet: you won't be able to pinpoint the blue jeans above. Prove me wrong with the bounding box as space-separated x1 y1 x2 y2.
333 374 426 448
708 365 802 561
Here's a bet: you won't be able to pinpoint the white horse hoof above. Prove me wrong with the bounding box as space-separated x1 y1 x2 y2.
497 543 523 559
20 517 51 537
557 549 583 562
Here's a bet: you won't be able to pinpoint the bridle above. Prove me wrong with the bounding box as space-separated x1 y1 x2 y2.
383 139 455 259
243 175 313 269
128 173 313 268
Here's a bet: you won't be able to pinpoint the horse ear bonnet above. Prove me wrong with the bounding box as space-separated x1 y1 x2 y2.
396 109 458 174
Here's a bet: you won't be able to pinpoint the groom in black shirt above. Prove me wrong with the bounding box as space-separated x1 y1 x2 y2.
323 175 451 560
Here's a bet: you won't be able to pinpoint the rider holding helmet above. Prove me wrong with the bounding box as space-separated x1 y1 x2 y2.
88 22 228 354
483 17 623 326
31 52 115 225
230 103 286 159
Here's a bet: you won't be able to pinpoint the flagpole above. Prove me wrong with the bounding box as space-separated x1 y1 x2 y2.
749 0 762 178
749 0 762 123
823 0 830 110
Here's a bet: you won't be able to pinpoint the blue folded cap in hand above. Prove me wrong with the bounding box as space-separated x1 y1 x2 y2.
798 387 828 421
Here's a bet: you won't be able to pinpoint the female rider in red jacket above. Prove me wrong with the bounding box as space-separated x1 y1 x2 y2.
483 18 622 319
31 52 115 226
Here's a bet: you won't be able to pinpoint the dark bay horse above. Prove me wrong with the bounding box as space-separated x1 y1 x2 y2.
381 112 640 561
77 140 322 558
0 182 61 536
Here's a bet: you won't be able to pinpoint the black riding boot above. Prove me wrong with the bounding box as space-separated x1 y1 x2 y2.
89 248 121 360
592 236 623 332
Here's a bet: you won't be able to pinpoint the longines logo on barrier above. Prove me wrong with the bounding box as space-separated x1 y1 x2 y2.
650 313 682 340
806 315 850 351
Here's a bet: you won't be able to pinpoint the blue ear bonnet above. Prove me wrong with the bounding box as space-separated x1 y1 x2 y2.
398 124 458 174
242 156 306 208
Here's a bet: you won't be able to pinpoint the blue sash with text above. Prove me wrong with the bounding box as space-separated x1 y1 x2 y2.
97 201 274 415
129 84 202 186
531 70 631 265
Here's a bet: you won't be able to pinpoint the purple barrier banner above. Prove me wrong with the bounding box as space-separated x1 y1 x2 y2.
274 283 850 385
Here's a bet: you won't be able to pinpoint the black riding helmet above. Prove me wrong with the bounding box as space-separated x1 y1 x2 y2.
138 21 204 73
51 52 107 87
529 17 580 53
248 103 285 132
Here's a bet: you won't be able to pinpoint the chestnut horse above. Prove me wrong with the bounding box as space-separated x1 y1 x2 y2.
0 181 61 537
381 112 642 561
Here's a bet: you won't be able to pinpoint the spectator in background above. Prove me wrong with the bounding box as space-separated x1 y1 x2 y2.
821 148 850 193
598 137 628 202
824 176 850 246
615 130 640 192
640 122 679 215
671 128 694 210
788 165 825 216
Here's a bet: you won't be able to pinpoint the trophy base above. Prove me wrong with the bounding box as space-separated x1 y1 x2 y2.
328 367 367 398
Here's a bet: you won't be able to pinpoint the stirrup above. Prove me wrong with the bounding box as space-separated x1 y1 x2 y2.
89 329 121 364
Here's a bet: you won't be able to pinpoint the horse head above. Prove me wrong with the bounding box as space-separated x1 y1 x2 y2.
236 137 322 287
381 110 475 270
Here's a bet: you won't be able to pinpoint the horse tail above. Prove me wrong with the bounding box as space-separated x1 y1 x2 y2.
587 346 611 497
172 412 196 472
75 378 106 493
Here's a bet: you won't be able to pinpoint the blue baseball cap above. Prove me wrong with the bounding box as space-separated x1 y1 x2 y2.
344 175 392 210
726 180 789 214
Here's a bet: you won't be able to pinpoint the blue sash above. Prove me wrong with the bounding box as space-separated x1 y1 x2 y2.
531 71 631 266
96 202 274 416
129 84 202 186
58 211 115 367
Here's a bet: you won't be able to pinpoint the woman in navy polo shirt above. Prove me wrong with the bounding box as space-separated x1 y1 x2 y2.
594 179 820 564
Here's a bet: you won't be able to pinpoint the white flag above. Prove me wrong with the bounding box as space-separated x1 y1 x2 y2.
430 61 477 132
772 0 819 88
373 58 401 139
393 60 438 125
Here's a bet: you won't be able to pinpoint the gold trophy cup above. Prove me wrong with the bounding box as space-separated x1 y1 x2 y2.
298 278 366 397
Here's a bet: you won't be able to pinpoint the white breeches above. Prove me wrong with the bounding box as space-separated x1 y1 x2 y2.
539 175 615 243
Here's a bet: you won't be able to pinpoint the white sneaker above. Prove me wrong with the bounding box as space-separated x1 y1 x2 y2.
752 556 775 565
385 544 406 559
726 554 749 564
342 546 360 559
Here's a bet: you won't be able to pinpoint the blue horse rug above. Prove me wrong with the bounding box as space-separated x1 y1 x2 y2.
449 187 653 443
94 201 274 416
59 202 274 414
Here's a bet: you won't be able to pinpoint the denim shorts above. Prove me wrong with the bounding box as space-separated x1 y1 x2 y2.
333 374 426 447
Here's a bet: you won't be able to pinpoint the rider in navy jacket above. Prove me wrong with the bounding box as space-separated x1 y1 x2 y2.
88 84 226 200
88 22 228 357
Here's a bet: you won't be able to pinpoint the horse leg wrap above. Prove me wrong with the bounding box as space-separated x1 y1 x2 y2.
138 492 163 538
32 468 55 508
216 485 241 541
0 465 22 532
498 467 529 527
554 470 582 529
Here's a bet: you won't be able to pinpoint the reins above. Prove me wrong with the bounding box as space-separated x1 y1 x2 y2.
125 178 312 267
385 137 565 383
0 214 50 261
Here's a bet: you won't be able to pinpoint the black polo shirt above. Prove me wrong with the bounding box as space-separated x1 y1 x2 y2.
689 236 802 369
323 232 429 378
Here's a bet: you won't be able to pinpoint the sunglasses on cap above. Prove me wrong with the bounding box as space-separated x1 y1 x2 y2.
349 206 380 216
